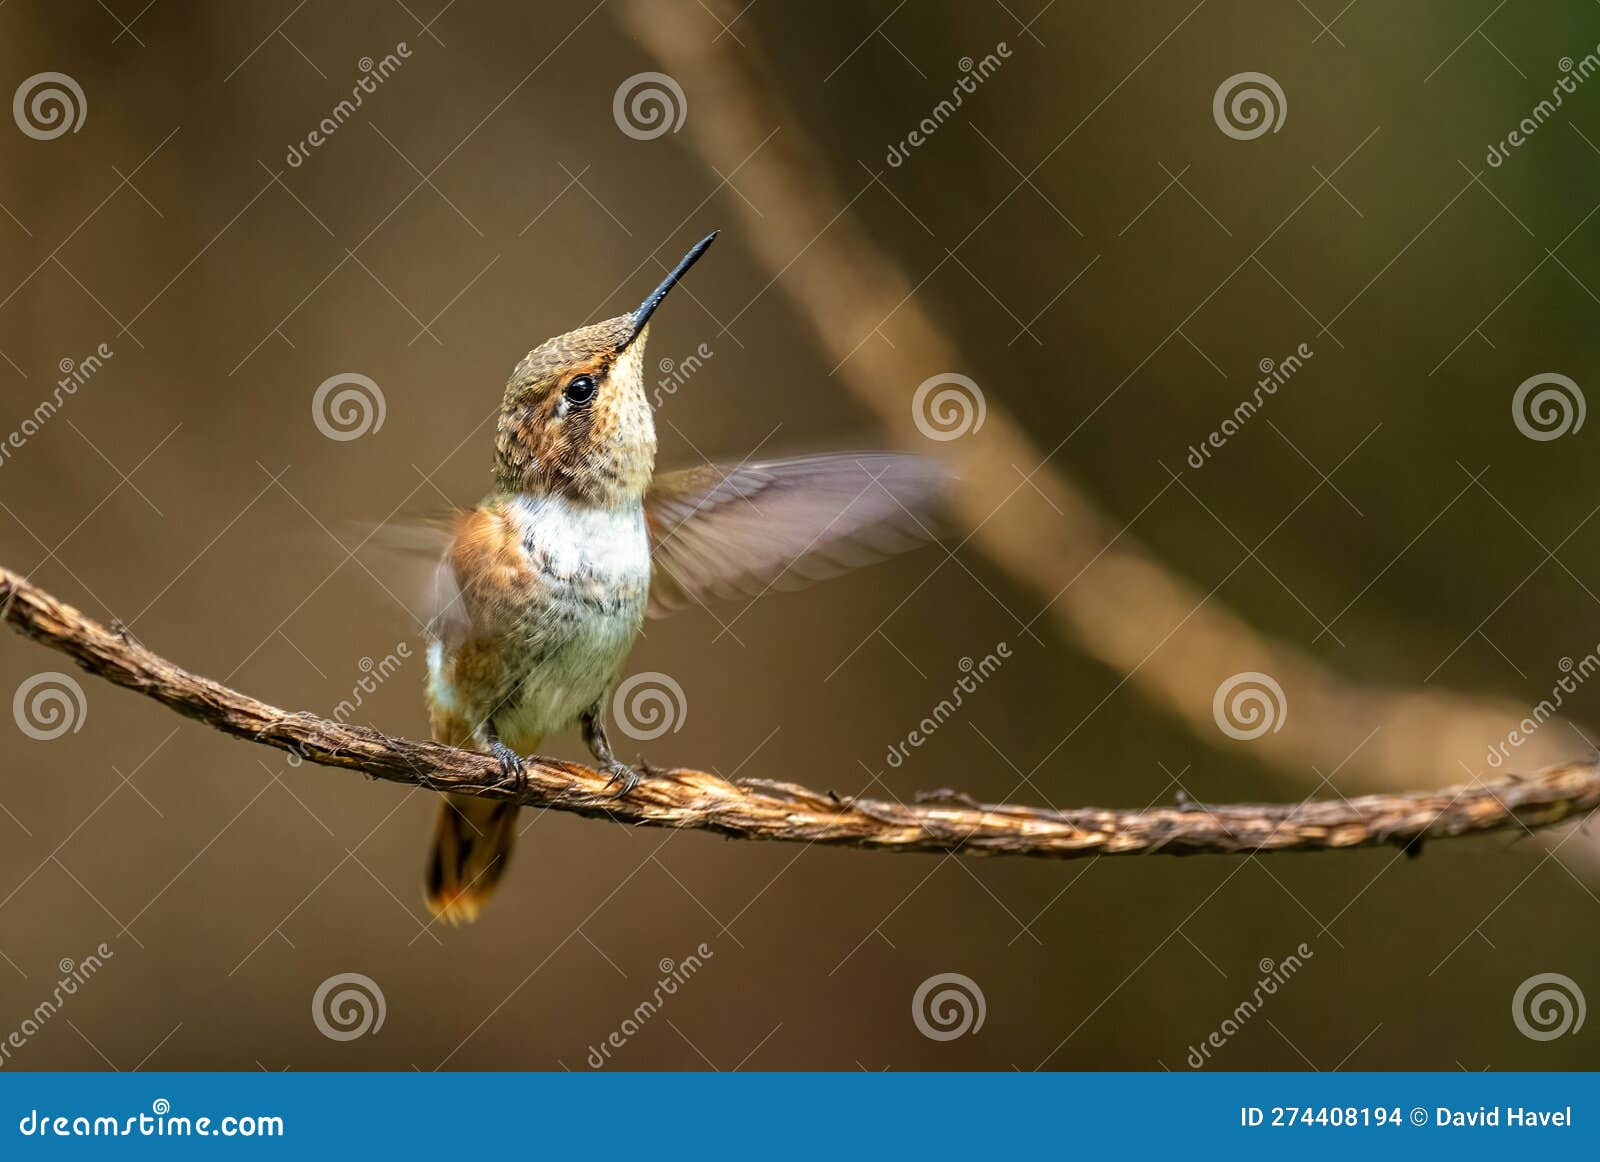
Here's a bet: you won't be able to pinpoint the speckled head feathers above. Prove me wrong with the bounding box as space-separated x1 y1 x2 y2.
492 233 717 506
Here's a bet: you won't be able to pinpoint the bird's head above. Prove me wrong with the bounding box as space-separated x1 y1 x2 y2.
494 231 717 505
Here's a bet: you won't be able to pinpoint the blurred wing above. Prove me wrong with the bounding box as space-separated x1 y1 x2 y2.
349 516 466 646
644 452 951 618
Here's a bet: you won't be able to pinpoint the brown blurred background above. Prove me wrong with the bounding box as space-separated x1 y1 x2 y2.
2 0 1599 1070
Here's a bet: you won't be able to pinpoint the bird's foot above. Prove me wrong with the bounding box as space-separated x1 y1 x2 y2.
580 704 648 798
488 738 526 793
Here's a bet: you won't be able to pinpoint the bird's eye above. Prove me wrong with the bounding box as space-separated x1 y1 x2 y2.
563 374 597 405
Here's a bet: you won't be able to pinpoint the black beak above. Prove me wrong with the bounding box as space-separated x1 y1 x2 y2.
623 230 718 349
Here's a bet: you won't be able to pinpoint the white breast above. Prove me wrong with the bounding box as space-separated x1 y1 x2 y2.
510 494 652 585
500 494 651 737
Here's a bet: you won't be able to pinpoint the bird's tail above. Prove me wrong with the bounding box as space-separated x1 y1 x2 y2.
425 793 519 924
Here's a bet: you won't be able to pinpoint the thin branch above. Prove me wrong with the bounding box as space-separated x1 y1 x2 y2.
3 565 1597 859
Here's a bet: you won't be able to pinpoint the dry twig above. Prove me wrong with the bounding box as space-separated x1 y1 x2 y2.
4 565 1595 859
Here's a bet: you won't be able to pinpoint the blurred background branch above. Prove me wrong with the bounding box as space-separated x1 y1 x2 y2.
7 565 1596 857
621 0 1589 793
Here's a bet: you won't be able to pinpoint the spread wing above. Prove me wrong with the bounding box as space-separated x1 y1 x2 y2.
644 452 952 618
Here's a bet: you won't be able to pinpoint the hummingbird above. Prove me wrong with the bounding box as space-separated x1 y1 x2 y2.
418 231 949 923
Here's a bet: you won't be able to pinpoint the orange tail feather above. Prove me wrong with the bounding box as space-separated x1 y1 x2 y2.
425 793 519 924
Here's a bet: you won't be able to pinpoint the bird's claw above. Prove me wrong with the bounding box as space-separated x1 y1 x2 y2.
489 739 526 793
603 761 643 799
